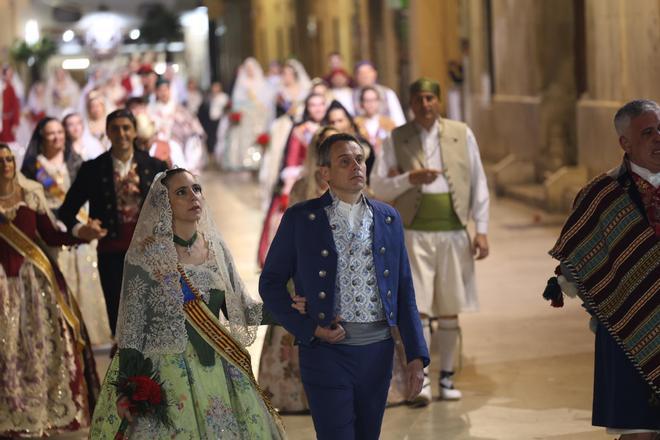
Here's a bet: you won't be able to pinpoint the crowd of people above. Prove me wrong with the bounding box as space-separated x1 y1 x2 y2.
0 49 657 440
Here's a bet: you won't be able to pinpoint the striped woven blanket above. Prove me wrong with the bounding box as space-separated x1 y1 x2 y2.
550 173 660 397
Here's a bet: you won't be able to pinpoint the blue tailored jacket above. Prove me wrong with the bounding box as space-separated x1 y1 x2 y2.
259 191 430 367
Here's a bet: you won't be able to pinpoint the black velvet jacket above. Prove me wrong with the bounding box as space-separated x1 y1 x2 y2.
58 149 167 240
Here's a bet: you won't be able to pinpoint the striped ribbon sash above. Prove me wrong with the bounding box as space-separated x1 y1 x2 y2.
177 265 285 434
0 215 83 347
550 175 660 397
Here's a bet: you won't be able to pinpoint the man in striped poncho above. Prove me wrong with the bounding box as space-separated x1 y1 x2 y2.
547 99 660 439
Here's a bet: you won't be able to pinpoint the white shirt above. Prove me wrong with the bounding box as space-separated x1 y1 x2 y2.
630 161 660 188
383 87 406 127
112 153 135 178
370 120 490 234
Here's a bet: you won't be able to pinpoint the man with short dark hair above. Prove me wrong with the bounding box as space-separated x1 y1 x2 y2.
371 77 490 405
59 109 167 335
547 99 660 439
260 133 428 440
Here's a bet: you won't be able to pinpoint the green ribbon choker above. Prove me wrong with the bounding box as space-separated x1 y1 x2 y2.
173 231 198 254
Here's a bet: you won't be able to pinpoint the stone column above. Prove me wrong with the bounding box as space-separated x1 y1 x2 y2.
407 0 462 116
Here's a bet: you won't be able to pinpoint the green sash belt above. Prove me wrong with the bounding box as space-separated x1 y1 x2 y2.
408 193 464 231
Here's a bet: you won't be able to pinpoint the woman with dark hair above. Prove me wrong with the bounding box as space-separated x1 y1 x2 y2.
257 92 327 267
0 143 100 437
322 100 376 184
21 117 82 213
21 116 112 345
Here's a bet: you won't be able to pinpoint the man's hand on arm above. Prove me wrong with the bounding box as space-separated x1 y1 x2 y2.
406 358 424 400
408 168 442 186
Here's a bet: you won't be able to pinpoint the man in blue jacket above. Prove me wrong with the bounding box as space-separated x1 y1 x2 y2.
260 133 429 440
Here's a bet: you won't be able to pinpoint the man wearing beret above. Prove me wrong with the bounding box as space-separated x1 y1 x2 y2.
371 77 490 405
260 132 429 439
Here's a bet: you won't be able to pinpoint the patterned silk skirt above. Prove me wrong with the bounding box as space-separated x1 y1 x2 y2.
0 263 98 437
90 343 285 439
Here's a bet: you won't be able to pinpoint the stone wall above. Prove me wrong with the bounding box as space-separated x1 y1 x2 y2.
577 0 660 177
465 0 577 178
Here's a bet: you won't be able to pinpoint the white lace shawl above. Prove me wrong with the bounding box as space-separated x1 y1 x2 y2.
0 172 56 223
115 171 262 356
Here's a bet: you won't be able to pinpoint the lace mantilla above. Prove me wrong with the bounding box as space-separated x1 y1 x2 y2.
0 173 56 221
116 171 262 356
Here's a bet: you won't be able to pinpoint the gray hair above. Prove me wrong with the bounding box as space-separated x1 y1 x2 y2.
613 99 660 136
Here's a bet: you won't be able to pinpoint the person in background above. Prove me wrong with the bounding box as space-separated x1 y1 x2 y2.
63 112 105 161
322 100 375 183
0 143 100 437
0 65 21 143
220 57 273 171
58 109 167 337
355 85 397 157
275 59 312 118
326 69 355 116
22 116 112 346
45 68 80 119
185 78 203 115
197 81 229 158
84 89 110 150
257 92 327 267
371 78 490 406
353 62 406 126
137 64 157 103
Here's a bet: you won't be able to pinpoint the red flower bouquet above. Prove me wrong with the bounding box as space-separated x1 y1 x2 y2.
229 111 242 124
112 349 171 439
256 133 270 148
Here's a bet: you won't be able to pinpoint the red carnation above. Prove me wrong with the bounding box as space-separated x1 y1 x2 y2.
127 376 162 405
256 133 270 147
112 350 171 438
229 112 242 123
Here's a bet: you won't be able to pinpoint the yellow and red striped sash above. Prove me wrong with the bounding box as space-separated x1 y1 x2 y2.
0 218 83 347
177 265 285 435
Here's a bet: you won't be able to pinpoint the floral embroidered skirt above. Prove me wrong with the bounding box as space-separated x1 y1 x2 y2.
0 264 97 437
90 343 285 439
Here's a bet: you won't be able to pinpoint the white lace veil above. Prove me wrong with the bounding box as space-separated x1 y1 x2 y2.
115 171 262 356
284 58 312 97
231 57 266 103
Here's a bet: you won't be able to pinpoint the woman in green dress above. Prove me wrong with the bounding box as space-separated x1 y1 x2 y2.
90 168 286 439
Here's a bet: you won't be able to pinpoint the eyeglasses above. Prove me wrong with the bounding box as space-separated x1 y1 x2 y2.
0 157 14 164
